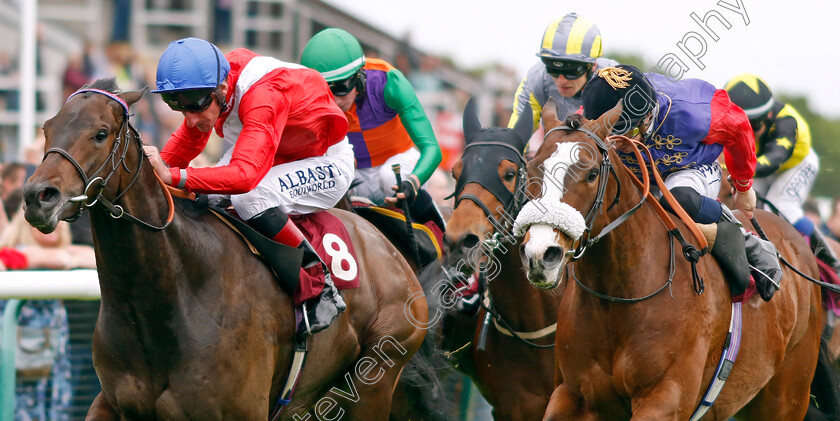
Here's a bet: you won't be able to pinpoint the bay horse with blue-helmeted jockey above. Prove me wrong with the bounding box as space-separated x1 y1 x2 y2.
516 94 840 420
442 98 561 420
22 79 427 420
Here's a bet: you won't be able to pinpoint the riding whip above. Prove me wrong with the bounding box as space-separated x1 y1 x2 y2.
393 164 421 266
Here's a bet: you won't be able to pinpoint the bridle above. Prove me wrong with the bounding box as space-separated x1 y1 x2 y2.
44 88 173 231
539 125 631 260
452 140 529 249
538 124 706 302
451 139 557 349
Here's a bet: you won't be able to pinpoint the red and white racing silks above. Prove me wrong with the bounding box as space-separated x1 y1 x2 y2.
161 48 348 194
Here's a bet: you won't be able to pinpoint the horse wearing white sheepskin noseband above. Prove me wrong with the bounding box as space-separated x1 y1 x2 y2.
513 200 586 240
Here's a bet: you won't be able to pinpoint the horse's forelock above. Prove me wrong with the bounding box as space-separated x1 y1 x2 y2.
564 113 584 129
86 78 121 94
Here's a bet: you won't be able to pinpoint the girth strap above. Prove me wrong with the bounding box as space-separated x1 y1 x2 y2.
689 302 742 421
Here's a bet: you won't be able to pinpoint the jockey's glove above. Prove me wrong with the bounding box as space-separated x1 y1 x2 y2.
398 179 418 204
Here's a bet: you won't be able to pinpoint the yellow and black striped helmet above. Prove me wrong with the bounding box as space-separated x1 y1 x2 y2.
537 13 602 64
724 74 775 120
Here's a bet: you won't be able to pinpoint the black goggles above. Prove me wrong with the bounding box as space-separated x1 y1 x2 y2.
328 73 358 97
541 58 592 80
161 88 216 113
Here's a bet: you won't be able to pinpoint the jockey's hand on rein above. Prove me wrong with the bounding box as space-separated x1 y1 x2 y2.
733 186 756 220
142 145 173 186
385 176 419 205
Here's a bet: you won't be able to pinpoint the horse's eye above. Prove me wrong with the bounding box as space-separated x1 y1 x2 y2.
503 170 516 182
586 169 600 182
94 129 108 142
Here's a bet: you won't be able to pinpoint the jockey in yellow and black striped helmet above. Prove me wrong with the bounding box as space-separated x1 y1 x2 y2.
508 13 618 138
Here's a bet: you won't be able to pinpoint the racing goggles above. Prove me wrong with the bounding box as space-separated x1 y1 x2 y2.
541 58 592 80
328 73 359 97
161 88 216 113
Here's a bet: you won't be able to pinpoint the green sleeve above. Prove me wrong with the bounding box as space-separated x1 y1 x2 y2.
383 69 442 184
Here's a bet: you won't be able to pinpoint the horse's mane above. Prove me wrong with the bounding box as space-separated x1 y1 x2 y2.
173 195 211 219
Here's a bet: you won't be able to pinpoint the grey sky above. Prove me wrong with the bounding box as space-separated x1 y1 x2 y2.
326 0 840 117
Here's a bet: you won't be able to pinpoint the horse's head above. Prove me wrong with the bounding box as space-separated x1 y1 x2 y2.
23 79 147 232
515 99 624 288
443 98 531 274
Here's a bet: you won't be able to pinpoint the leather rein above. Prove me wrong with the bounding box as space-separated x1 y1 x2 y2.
542 124 709 302
44 89 174 231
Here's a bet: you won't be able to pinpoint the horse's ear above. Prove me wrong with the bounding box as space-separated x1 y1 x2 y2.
462 97 482 142
512 103 533 148
119 87 149 108
542 98 560 126
588 99 623 141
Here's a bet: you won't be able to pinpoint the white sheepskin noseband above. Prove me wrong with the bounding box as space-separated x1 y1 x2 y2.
514 200 586 240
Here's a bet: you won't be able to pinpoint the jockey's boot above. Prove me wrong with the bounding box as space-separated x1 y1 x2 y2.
721 206 783 301
810 228 840 274
248 207 346 336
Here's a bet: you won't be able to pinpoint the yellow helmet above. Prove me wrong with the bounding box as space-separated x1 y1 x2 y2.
538 13 603 63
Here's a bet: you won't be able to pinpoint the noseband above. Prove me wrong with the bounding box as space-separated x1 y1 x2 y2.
44 88 173 230
539 125 629 260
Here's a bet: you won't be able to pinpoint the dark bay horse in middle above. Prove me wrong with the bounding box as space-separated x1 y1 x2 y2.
443 99 561 420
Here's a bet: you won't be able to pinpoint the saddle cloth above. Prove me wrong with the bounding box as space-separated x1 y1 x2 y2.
291 211 360 290
351 201 444 268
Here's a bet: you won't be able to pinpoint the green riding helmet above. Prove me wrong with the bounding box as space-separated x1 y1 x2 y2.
301 28 365 82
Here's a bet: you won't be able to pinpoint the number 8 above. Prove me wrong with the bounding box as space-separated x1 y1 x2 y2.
323 233 358 281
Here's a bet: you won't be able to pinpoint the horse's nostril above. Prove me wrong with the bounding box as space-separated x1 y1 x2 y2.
38 187 60 205
519 243 527 257
543 246 565 266
463 234 480 249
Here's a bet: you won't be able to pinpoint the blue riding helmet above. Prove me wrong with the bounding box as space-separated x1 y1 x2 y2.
152 38 230 93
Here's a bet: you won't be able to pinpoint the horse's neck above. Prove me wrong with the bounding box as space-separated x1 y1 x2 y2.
577 165 667 294
488 243 559 329
89 158 184 298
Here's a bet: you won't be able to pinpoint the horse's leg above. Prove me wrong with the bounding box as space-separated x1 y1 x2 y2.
627 379 694 421
337 342 414 420
85 392 118 421
543 384 591 421
738 325 820 419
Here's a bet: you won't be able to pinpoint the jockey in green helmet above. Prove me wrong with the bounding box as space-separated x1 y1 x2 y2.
301 28 445 232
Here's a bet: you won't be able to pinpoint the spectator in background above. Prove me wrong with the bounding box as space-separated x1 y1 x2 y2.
1 163 27 204
0 206 96 421
0 207 96 271
62 42 106 101
104 42 163 147
62 54 90 101
803 199 823 227
824 198 840 242
0 299 72 421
